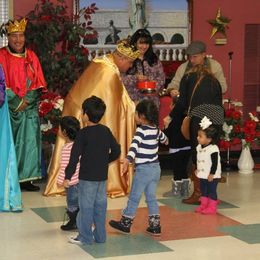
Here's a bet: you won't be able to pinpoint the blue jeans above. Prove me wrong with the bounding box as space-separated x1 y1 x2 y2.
200 178 219 200
66 184 79 212
123 162 161 218
77 180 107 244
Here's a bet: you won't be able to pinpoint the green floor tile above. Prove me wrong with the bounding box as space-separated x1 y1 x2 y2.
158 197 197 212
31 206 66 222
219 224 260 244
158 197 238 212
80 234 173 258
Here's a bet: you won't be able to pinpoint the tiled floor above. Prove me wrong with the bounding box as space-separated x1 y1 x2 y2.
1 170 260 260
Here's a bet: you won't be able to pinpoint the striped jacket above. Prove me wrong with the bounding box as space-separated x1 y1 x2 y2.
57 142 79 186
127 125 168 165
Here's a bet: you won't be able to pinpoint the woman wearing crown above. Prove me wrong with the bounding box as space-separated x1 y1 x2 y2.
0 18 46 191
44 41 140 198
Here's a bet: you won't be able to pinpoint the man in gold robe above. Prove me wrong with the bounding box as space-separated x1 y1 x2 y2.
44 41 140 198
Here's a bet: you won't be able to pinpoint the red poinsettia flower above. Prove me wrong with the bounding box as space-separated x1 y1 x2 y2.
245 135 254 144
219 139 231 149
224 108 234 118
232 137 241 145
40 92 59 101
232 110 242 120
81 47 89 56
233 124 241 133
39 101 54 117
221 105 259 149
51 127 59 135
40 15 52 22
244 120 257 131
69 55 76 62
39 91 64 144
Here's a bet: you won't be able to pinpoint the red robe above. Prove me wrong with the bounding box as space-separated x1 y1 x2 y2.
0 47 46 96
0 47 47 182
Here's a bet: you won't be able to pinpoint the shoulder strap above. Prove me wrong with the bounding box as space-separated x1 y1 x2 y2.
187 76 202 114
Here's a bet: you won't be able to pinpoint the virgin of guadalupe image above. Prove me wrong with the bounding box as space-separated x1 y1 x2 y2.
129 0 148 32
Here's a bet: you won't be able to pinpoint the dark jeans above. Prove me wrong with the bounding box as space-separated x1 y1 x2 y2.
200 178 219 200
170 150 191 181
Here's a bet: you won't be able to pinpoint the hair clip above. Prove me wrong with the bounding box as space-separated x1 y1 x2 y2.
199 116 212 130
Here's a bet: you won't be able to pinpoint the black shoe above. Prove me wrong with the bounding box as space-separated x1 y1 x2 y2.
20 182 40 191
60 221 77 231
146 226 161 236
60 209 78 231
109 220 130 234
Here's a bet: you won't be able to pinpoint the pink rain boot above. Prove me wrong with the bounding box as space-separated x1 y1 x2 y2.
195 196 208 213
201 198 218 215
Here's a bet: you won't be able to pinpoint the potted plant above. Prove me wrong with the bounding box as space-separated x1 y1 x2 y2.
220 103 260 174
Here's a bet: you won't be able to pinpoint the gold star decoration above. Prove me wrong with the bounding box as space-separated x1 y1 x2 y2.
208 8 231 38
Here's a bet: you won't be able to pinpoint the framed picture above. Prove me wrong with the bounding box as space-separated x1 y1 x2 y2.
75 0 191 45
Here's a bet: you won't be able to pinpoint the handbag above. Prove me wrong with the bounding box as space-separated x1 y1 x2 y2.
181 76 202 140
181 115 191 140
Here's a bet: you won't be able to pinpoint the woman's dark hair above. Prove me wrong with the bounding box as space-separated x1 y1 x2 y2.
201 125 220 144
136 99 159 126
60 116 80 141
82 95 106 123
130 29 158 67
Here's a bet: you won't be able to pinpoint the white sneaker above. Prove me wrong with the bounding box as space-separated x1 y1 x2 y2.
68 236 82 245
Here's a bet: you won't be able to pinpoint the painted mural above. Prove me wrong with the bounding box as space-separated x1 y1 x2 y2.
78 0 188 45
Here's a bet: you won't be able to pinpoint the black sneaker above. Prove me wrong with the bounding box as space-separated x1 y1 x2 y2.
60 221 77 231
20 181 40 191
146 226 161 236
109 220 130 234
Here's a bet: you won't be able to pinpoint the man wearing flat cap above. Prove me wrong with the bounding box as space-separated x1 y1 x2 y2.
167 40 227 95
44 41 140 198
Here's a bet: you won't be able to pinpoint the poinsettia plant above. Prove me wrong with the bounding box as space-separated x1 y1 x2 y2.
24 0 98 96
39 91 64 144
219 104 260 149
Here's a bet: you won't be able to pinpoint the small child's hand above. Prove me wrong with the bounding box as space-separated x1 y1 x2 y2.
120 158 130 176
63 179 70 188
208 174 214 182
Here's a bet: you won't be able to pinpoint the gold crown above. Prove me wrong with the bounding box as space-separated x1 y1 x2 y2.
116 41 140 60
6 18 27 34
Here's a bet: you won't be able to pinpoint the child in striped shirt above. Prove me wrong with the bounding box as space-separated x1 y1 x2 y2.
109 99 168 236
57 116 80 231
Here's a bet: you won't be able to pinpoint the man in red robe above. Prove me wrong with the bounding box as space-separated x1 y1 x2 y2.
0 18 46 191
